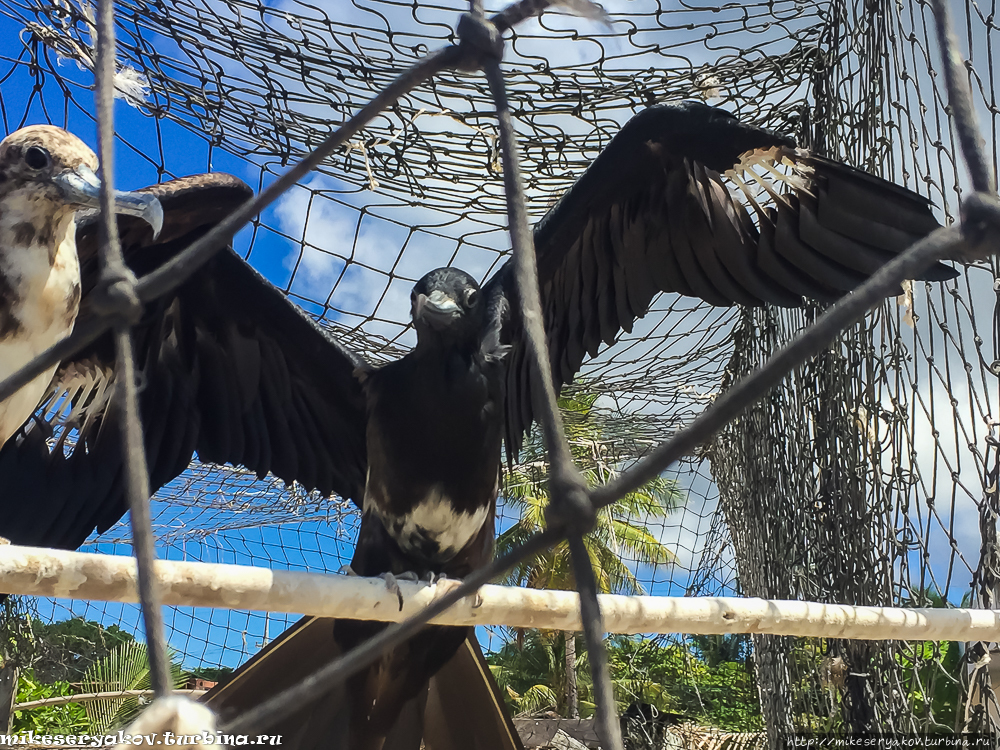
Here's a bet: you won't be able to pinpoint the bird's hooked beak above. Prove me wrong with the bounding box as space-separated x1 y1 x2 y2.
53 164 164 239
413 289 463 330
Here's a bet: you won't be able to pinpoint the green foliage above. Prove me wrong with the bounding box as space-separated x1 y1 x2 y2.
775 629 962 734
895 587 963 732
11 670 88 734
498 389 685 595
489 630 584 717
82 642 188 733
688 633 752 668
9 616 205 734
605 635 762 731
30 618 135 684
780 589 967 733
897 640 961 732
487 634 763 730
0 598 38 669
494 387 688 720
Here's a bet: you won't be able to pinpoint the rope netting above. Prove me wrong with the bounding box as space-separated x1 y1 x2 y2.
0 0 996 741
711 1 1000 739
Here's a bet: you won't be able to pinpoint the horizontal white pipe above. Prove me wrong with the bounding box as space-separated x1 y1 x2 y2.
0 545 997 640
14 690 207 712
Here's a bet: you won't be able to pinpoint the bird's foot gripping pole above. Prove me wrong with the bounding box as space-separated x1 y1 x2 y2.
339 566 418 611
429 574 485 608
376 571 485 611
380 571 418 611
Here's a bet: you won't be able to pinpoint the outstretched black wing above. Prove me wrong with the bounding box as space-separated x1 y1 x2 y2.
0 174 368 551
487 101 959 456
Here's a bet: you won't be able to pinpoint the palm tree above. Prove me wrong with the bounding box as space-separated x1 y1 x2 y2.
489 630 576 717
82 642 187 732
495 388 685 718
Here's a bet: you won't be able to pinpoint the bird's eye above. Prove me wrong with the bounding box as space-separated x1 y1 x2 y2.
24 146 51 170
464 289 479 308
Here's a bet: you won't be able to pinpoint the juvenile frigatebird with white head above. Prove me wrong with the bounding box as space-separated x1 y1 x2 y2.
0 125 162 447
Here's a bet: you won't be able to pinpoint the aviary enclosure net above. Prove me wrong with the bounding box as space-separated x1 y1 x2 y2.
0 0 997 741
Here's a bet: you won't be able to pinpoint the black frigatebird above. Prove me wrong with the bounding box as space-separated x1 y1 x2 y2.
0 103 959 748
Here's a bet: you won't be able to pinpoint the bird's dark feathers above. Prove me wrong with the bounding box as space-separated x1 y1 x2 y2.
412 267 481 300
361 304 504 561
487 101 958 459
336 265 505 748
0 173 369 550
0 104 963 748
0 103 958 547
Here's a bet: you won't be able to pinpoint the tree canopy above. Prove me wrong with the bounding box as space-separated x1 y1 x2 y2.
30 618 135 684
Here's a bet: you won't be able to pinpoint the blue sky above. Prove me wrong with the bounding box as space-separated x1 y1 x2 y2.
29 471 716 669
0 11 358 668
0 4 735 669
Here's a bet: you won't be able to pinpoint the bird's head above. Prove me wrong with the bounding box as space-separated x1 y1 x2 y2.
410 267 485 347
0 125 163 238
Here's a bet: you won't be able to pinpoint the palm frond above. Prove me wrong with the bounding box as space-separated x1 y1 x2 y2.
515 684 560 715
82 643 186 733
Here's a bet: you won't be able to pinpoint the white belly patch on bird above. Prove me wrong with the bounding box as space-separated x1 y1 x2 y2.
371 486 490 564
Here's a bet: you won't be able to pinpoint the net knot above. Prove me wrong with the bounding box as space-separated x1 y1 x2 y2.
545 465 598 538
456 12 504 72
92 268 143 325
958 192 1000 262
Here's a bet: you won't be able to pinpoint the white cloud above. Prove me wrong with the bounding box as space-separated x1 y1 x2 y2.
854 267 999 598
273 173 511 343
653 466 720 574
